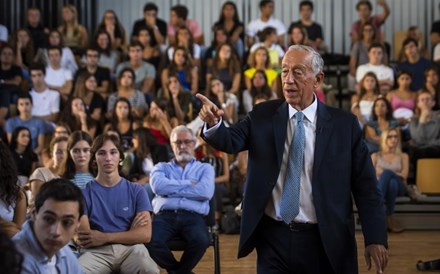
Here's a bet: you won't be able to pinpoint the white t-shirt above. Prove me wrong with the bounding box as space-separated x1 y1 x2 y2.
44 66 73 88
246 17 287 39
30 88 60 117
433 43 440 63
355 63 395 84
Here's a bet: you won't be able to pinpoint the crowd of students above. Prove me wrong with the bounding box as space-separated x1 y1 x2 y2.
1 0 440 272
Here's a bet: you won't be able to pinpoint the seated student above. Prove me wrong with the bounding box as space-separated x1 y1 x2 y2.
93 30 120 74
165 74 194 127
0 140 27 235
44 46 73 101
5 93 46 154
371 128 408 233
72 72 106 122
167 4 203 46
244 46 278 92
167 25 201 67
242 69 277 113
397 26 429 62
76 47 111 99
76 134 159 274
205 77 239 125
136 26 161 69
355 42 394 94
58 4 89 52
0 44 23 127
12 178 84 273
204 26 229 68
147 125 215 274
249 26 285 70
96 10 127 52
365 97 399 153
116 41 156 104
419 67 440 110
409 91 440 181
28 63 60 123
351 72 381 128
58 97 99 139
9 126 39 185
131 2 167 48
11 28 36 81
142 98 173 145
386 71 417 126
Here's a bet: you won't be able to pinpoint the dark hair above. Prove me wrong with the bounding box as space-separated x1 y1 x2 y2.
128 40 144 51
259 0 273 8
144 2 158 13
73 71 95 99
47 30 64 47
95 29 114 56
300 0 314 10
257 26 277 42
359 72 380 100
34 178 85 217
359 22 376 41
0 141 19 208
16 92 33 105
90 133 125 165
10 126 33 154
250 69 272 103
0 44 15 56
59 96 94 133
49 136 68 155
47 45 63 56
133 127 158 159
217 1 241 26
212 42 240 79
396 70 412 80
356 0 372 11
96 9 126 50
111 97 133 130
368 41 384 53
118 67 136 85
168 46 193 86
171 5 188 20
174 25 195 59
28 62 46 75
402 37 418 48
371 97 393 121
63 131 93 179
0 229 22 274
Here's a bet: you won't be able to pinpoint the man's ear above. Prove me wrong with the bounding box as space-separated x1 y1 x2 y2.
315 72 324 86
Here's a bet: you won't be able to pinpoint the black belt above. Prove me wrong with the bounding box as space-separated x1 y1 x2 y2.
263 215 318 232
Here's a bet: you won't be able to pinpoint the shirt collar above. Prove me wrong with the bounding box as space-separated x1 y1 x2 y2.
288 94 318 124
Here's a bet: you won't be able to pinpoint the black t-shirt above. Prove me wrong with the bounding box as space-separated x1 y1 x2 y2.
26 24 48 50
131 18 167 46
75 66 110 87
88 91 106 114
431 20 440 35
0 65 22 80
11 149 38 177
212 21 245 41
288 21 324 42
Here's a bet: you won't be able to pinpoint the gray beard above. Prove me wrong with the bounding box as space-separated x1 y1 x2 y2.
175 152 195 163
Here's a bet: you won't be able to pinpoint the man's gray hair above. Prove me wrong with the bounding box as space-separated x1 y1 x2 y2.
285 45 324 76
170 125 195 140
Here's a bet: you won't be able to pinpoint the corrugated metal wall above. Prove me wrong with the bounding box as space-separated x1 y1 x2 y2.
97 0 440 55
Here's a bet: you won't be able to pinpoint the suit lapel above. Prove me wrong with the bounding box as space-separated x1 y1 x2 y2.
313 101 333 174
273 102 289 168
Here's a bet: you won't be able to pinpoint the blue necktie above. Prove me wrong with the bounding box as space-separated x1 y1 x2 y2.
280 112 305 224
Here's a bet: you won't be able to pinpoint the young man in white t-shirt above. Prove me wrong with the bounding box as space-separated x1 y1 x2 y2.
246 0 286 48
355 42 394 94
29 63 60 122
45 46 73 101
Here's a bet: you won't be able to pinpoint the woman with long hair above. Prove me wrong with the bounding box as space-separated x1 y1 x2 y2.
96 9 127 51
250 27 285 70
244 46 278 92
351 72 381 127
72 72 106 121
11 28 35 79
242 69 277 113
93 30 120 73
142 98 173 145
349 23 378 79
129 127 170 185
371 128 408 233
104 98 138 152
136 26 161 69
161 46 198 98
0 140 26 231
205 77 239 124
29 136 68 205
288 24 310 47
59 96 98 138
9 126 38 185
419 66 440 110
166 74 193 127
206 42 241 95
167 25 201 67
62 131 94 189
212 1 244 57
386 71 417 125
58 4 88 51
365 97 400 153
107 68 148 119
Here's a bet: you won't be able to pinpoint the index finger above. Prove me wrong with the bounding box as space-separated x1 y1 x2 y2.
195 93 212 105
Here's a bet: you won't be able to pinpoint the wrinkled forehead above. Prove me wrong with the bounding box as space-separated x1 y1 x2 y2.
281 50 313 69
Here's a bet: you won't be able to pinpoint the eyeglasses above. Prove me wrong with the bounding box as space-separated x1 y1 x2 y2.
387 135 398 139
172 140 195 146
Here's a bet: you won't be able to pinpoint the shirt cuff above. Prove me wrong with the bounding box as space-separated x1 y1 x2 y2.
202 118 222 138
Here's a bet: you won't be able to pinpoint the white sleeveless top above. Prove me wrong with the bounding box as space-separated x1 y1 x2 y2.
0 199 15 222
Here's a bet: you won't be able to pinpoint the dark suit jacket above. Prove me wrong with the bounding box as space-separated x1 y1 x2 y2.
202 99 387 274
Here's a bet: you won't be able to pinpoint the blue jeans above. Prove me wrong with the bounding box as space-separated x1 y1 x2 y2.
146 211 210 273
378 170 407 215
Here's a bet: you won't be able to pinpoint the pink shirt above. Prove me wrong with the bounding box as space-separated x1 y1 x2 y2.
168 19 202 38
350 15 384 41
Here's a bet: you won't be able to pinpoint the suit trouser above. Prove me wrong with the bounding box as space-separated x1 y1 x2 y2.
256 215 335 274
79 243 159 274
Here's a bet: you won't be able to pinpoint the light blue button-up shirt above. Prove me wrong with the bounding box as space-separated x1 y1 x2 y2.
150 159 215 215
12 220 82 274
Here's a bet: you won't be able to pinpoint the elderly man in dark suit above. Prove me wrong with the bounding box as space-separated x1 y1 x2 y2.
196 45 388 274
